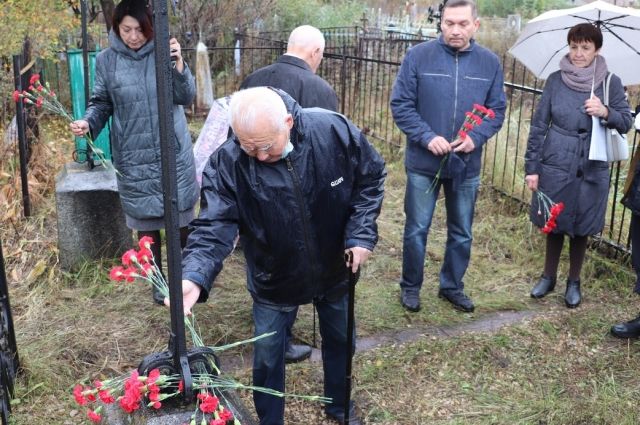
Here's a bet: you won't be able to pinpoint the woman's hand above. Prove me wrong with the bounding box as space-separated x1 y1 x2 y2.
169 37 184 73
525 174 539 192
70 120 89 136
584 96 608 119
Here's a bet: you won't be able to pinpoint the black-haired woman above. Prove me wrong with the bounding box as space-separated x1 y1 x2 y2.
70 0 198 304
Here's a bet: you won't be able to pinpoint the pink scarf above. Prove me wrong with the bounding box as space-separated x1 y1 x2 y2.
559 54 608 93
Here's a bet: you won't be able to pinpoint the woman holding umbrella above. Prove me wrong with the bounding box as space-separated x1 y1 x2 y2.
524 23 632 308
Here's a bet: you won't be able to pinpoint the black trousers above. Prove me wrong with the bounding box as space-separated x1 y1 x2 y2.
632 214 640 282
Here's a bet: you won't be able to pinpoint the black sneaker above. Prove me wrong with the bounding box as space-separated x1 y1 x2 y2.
326 407 363 425
400 289 420 312
438 289 474 312
152 286 165 306
284 343 312 363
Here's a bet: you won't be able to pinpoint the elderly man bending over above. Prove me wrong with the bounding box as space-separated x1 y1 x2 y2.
178 87 386 425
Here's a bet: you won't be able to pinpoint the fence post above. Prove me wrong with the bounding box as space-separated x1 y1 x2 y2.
12 55 31 218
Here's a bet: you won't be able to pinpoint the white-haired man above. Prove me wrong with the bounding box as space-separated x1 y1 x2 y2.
240 24 339 363
240 25 338 111
179 87 385 425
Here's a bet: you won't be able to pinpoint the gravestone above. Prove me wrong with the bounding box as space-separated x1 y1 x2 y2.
102 389 257 425
55 162 131 270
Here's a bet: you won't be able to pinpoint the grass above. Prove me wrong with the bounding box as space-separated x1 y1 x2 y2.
2 117 640 424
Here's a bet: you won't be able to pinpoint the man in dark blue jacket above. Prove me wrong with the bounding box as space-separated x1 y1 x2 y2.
240 25 338 112
179 87 385 425
390 0 506 313
240 25 339 364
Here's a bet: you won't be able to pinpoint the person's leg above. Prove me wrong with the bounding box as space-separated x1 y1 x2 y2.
138 230 164 304
400 171 439 310
568 235 588 281
565 235 588 308
631 214 640 294
439 175 480 291
179 226 191 249
283 306 312 363
252 302 290 425
543 233 564 279
316 293 358 421
531 233 564 298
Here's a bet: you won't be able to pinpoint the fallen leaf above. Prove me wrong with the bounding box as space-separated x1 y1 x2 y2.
26 259 47 283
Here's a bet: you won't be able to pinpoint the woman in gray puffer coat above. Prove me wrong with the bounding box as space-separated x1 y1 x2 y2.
70 0 198 304
524 23 632 309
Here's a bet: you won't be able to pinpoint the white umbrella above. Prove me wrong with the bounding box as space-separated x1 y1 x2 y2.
508 0 640 85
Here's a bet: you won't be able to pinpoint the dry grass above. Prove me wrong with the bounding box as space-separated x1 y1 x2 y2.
2 117 640 425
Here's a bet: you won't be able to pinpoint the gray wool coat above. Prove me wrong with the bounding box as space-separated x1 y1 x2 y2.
524 70 632 237
84 31 199 221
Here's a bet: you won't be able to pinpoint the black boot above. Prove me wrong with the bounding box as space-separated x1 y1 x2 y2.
564 279 581 308
611 314 640 338
530 275 556 299
152 285 165 306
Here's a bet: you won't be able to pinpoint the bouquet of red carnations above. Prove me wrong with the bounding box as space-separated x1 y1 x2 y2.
535 191 565 234
427 103 496 193
12 74 117 174
72 236 329 424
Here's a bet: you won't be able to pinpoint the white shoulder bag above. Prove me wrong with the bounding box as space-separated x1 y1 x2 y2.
602 73 629 162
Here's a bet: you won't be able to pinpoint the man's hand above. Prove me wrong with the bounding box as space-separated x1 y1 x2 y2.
525 174 539 192
427 136 452 156
451 134 476 153
344 247 372 273
164 279 201 315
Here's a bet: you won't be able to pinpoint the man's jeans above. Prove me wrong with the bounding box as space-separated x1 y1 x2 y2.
400 170 480 294
252 294 355 425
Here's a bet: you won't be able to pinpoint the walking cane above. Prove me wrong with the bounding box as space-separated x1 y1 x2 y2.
343 251 360 425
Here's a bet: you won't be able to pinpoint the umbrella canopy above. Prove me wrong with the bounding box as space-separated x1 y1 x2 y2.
508 0 640 85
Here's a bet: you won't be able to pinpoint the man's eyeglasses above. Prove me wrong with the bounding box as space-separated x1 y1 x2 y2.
239 142 274 154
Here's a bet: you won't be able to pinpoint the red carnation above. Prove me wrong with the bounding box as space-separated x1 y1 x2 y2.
121 249 138 266
138 235 155 250
470 113 482 125
137 248 153 264
73 384 88 406
87 409 102 423
218 408 234 421
109 266 125 282
99 390 115 404
29 74 40 85
12 90 20 102
198 392 219 413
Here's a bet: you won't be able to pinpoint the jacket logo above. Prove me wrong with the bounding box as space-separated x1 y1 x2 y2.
330 176 344 187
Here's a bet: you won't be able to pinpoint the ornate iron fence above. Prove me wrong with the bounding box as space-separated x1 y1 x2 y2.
157 29 640 258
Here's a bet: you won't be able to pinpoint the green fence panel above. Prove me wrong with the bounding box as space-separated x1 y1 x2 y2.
67 49 111 162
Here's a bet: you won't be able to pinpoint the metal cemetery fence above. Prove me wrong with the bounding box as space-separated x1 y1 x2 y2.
193 28 639 257
33 27 636 258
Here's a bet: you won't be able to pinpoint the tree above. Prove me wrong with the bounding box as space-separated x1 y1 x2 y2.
0 0 78 58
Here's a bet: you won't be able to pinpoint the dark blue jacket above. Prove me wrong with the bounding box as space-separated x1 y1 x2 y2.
182 91 386 307
390 36 506 178
240 55 339 112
